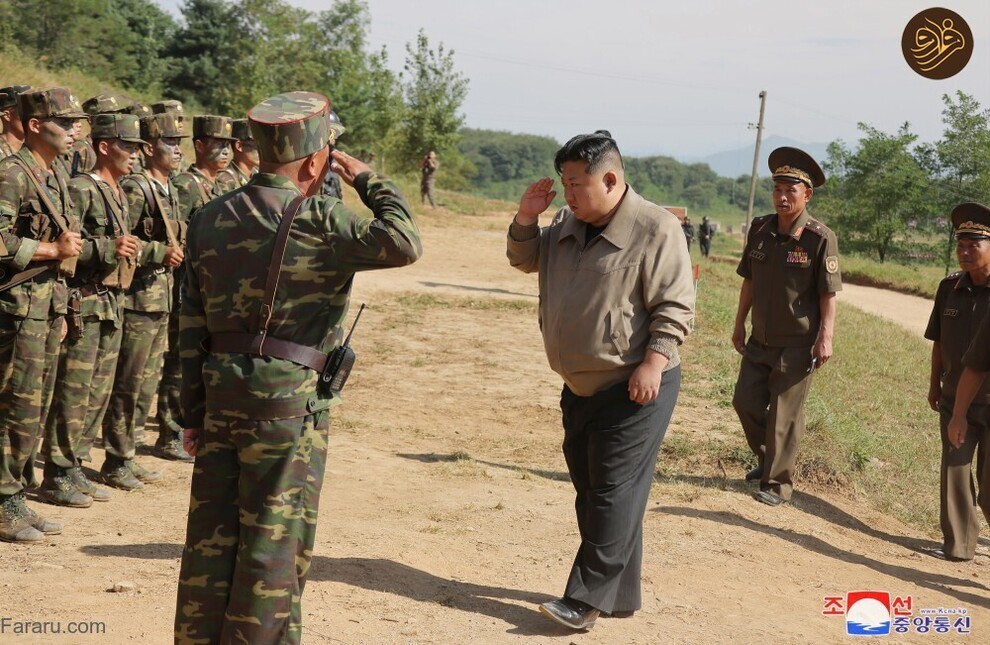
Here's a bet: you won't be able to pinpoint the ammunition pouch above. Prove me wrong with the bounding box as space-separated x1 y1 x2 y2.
100 252 137 290
66 288 84 342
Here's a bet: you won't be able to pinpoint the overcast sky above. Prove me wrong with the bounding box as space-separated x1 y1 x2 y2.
156 0 990 159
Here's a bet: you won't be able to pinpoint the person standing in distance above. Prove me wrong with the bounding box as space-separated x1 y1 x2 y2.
731 147 840 506
173 92 422 644
507 130 694 630
419 149 439 208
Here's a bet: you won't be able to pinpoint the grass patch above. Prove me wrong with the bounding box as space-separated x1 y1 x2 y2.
679 259 941 533
395 292 535 313
840 255 947 299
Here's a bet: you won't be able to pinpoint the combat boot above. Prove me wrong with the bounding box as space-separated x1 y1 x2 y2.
37 462 93 508
17 493 64 535
67 466 112 502
101 455 144 491
152 432 194 462
0 493 45 543
127 459 163 483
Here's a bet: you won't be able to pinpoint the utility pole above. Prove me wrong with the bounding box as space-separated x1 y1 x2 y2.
744 91 767 235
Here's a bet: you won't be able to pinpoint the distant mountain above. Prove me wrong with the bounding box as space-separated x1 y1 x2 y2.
690 135 831 179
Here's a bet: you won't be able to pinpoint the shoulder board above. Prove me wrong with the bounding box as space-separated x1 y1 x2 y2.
803 217 833 237
940 271 964 286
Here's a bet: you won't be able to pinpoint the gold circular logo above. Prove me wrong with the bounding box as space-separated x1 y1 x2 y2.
902 8 973 80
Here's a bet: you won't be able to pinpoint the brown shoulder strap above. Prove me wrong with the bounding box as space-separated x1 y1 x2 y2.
77 173 128 237
137 175 181 248
9 155 73 233
257 195 307 336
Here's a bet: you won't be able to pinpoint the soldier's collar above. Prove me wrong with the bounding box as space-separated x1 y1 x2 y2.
775 209 811 239
249 172 303 194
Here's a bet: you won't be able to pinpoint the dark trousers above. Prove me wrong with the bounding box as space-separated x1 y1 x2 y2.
938 398 990 560
560 367 680 614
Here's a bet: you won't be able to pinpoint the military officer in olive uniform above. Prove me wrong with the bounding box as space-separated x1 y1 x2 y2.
38 113 142 507
930 203 990 561
215 118 258 193
174 91 422 644
0 85 31 159
731 147 841 506
0 87 85 542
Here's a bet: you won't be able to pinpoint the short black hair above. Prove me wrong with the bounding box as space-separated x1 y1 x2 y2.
553 130 623 175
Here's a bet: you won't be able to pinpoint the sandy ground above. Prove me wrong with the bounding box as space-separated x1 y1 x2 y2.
839 284 933 338
1 206 987 645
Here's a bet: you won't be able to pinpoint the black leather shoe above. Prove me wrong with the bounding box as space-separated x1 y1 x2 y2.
929 548 971 562
753 490 787 506
603 610 636 618
539 598 599 630
745 466 763 481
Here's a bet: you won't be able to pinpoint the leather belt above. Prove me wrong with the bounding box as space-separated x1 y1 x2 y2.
208 332 330 372
77 283 110 298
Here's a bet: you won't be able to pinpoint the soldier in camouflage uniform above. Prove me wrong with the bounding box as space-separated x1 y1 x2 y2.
0 87 85 542
102 113 189 488
38 113 142 507
174 92 422 644
215 118 258 193
0 85 31 160
70 93 136 177
156 116 236 460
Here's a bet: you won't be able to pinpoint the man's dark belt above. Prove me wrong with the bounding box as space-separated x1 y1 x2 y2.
208 332 330 372
76 283 111 298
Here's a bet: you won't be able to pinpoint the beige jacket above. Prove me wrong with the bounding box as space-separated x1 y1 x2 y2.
507 185 695 396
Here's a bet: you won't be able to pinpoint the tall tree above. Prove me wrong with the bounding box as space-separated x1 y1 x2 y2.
164 0 237 112
822 124 928 262
396 30 469 169
311 1 403 162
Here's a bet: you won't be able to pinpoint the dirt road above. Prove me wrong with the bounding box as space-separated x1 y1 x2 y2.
840 284 933 338
1 207 987 644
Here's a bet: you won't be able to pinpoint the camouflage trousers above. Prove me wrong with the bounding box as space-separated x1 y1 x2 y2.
157 310 183 436
42 316 122 468
175 409 330 645
0 314 62 496
102 310 168 461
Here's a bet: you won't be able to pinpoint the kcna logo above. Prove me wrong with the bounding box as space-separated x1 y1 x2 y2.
902 7 974 79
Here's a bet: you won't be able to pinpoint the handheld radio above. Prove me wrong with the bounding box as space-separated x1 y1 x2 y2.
321 303 365 394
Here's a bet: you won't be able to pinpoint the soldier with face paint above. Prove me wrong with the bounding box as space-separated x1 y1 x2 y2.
38 113 142 507
0 87 86 542
0 85 31 159
157 116 237 463
215 118 258 193
102 112 190 489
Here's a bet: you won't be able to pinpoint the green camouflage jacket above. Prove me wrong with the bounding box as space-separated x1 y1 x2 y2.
0 146 75 319
173 165 222 221
180 171 422 425
215 163 252 195
67 173 129 322
120 171 180 313
0 137 14 160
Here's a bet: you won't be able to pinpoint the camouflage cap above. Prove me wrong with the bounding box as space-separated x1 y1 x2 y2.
89 113 145 144
768 146 826 188
193 115 236 141
248 92 335 163
18 87 86 119
140 113 189 140
952 202 990 240
0 85 31 112
83 93 135 116
123 102 153 118
231 118 253 141
151 100 184 116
